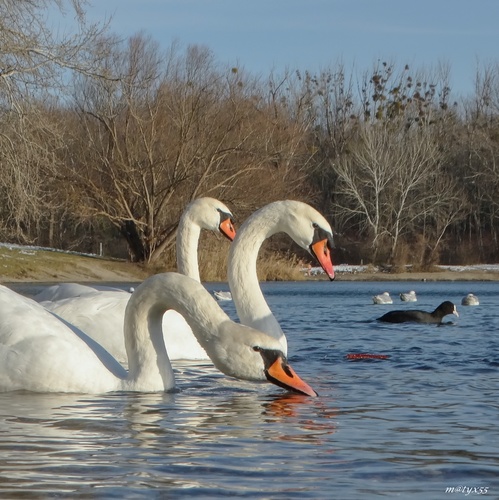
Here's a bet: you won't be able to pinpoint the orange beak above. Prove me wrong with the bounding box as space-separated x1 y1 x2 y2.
310 238 335 280
219 218 236 241
266 357 318 397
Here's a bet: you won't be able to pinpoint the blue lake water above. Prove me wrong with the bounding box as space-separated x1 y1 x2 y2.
2 280 498 499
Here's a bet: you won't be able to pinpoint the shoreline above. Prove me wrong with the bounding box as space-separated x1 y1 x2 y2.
333 270 499 282
3 268 499 284
2 244 499 283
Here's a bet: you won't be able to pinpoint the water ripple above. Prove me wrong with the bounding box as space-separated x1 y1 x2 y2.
1 280 498 498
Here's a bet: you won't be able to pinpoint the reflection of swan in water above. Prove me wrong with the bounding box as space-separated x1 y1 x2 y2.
0 273 316 395
35 197 236 362
0 389 336 494
141 388 338 445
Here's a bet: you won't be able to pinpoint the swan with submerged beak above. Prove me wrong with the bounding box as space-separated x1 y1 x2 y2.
0 273 316 395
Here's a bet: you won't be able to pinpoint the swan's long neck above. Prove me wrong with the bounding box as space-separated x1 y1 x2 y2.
123 287 174 391
123 274 230 390
228 205 287 354
176 215 201 282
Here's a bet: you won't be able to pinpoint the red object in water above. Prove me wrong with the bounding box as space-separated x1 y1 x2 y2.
346 353 390 360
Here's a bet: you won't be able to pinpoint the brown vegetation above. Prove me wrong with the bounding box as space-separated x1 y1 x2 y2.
1 1 499 269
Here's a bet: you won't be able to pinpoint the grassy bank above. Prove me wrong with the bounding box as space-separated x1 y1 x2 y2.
0 245 149 283
0 244 307 283
2 243 499 283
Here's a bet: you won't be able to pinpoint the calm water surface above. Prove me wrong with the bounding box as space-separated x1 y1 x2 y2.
2 280 498 499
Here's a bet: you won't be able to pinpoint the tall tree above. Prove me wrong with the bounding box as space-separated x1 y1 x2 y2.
0 0 106 242
68 39 308 262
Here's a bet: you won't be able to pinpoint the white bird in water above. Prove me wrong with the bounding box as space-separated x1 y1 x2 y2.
227 200 335 356
400 290 417 302
0 273 317 396
372 292 393 304
34 199 335 365
34 197 236 362
461 293 479 306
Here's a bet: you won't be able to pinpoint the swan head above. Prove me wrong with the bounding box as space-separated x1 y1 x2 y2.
209 321 318 397
277 201 335 280
254 346 318 397
186 197 236 241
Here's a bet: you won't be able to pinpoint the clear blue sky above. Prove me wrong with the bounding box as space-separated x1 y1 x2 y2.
80 0 498 97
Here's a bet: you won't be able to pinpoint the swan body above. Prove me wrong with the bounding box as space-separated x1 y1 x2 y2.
373 292 393 304
228 200 335 355
34 283 132 302
39 291 205 361
461 293 479 306
37 197 235 362
0 274 316 396
400 290 417 302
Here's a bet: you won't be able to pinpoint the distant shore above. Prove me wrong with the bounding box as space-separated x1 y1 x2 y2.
334 269 499 282
307 264 499 282
4 264 499 284
2 243 499 283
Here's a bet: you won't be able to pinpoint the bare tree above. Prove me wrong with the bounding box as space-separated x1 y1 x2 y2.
0 0 106 100
68 39 301 262
0 0 107 243
331 123 397 258
332 118 464 264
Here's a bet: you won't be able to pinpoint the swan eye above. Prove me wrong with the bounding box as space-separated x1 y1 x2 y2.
217 208 234 221
253 346 262 352
312 222 319 229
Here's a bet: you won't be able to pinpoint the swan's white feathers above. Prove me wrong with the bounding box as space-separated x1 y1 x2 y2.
0 285 127 393
0 273 294 393
33 199 333 365
176 197 233 282
35 197 234 363
40 291 130 360
228 200 333 355
34 283 127 302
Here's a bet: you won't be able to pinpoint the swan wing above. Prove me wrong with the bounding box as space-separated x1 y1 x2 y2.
0 285 126 393
41 290 131 363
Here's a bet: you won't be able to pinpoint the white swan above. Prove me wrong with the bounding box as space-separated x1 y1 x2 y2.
175 197 235 282
36 200 335 362
372 292 393 304
228 200 335 355
37 197 236 361
0 273 317 396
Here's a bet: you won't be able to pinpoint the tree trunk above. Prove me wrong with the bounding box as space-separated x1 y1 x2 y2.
120 220 146 262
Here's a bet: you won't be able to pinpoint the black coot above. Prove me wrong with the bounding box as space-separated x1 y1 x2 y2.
377 301 459 324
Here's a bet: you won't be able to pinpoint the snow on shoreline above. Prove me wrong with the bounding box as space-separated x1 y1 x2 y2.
304 263 499 276
3 242 499 274
0 243 106 259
